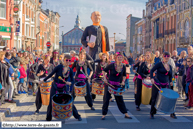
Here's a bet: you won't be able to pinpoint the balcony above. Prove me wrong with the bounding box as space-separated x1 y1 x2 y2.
179 37 189 44
159 33 164 38
164 30 169 35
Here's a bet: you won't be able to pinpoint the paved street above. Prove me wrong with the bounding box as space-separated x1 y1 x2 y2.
1 75 193 129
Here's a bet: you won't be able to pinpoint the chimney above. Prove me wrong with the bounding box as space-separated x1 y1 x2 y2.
143 9 145 18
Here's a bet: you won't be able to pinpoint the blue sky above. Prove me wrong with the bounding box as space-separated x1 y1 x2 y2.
42 0 146 40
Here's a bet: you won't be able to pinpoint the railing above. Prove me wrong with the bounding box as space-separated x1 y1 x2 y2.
179 37 189 44
164 30 169 35
159 33 164 38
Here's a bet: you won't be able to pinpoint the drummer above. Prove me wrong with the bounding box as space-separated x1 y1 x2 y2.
133 55 143 98
50 50 62 67
40 54 82 121
101 52 132 120
35 55 54 114
71 49 95 111
150 51 176 119
92 52 109 101
136 52 154 111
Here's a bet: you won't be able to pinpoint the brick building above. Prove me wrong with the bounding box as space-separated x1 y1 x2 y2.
0 0 14 50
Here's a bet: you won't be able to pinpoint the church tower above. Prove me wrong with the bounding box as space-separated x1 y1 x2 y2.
74 15 81 28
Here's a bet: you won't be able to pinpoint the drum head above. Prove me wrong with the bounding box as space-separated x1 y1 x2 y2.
143 79 152 85
93 78 103 84
75 81 86 86
53 93 72 104
160 88 179 99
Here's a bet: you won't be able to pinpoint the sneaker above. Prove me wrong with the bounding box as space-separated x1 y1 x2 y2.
15 94 19 96
34 110 39 114
22 91 27 94
8 100 16 103
18 91 22 94
185 106 193 110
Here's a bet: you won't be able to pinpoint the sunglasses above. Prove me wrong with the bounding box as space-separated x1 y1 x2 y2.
187 61 191 62
54 52 59 54
164 55 170 58
65 59 71 62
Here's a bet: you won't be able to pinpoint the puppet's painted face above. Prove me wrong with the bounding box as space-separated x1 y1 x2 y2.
91 11 101 24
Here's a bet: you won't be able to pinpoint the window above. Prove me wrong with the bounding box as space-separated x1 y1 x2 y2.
185 20 189 39
0 0 6 19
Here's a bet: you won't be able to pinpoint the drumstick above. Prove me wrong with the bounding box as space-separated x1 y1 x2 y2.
153 83 163 93
58 76 67 83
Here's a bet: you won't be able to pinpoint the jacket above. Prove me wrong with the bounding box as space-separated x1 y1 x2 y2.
4 58 14 77
10 56 20 68
19 65 27 79
81 25 110 60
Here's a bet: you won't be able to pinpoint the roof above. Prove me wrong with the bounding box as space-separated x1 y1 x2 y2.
115 39 126 44
63 27 84 37
41 9 49 17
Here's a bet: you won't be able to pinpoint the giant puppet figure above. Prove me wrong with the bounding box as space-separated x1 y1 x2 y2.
81 11 110 60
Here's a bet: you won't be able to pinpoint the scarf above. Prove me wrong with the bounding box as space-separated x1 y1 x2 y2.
93 23 106 53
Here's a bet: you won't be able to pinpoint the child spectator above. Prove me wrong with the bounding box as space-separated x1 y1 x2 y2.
18 59 27 94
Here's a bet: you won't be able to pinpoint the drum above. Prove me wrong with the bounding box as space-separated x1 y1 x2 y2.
40 78 53 105
52 93 73 120
141 79 152 105
92 78 104 96
74 81 87 97
108 85 125 96
155 88 179 114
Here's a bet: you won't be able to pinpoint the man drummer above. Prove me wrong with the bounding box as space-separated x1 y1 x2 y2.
41 54 82 121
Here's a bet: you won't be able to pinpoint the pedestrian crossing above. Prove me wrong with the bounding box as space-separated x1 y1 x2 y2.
61 105 192 124
145 105 192 123
65 106 87 124
109 106 139 123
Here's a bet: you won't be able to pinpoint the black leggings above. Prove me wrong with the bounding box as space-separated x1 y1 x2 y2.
102 84 127 115
135 78 142 107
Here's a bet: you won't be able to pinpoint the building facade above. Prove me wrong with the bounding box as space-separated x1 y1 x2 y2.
0 0 14 50
126 14 141 56
62 15 84 53
176 0 192 48
151 0 176 54
115 39 126 53
133 18 146 56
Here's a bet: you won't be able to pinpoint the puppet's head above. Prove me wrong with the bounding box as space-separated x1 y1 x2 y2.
91 11 101 25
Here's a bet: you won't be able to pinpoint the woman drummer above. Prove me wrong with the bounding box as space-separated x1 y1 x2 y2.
135 52 154 111
92 52 109 100
71 49 95 110
50 50 62 67
101 52 132 120
133 55 143 98
150 51 176 119
34 55 54 114
41 54 82 121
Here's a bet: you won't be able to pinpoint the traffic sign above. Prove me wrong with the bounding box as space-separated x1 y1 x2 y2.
46 41 51 47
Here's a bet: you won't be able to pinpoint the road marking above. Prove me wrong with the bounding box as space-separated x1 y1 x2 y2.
65 106 87 124
109 106 140 123
145 105 192 122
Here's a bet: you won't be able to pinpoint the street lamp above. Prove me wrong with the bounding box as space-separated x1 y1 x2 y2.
119 33 126 38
